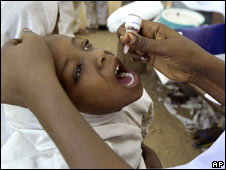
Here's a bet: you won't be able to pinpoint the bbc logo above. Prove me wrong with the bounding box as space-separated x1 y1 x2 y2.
212 161 224 168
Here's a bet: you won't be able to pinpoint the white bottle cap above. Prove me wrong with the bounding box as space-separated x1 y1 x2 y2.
125 14 142 31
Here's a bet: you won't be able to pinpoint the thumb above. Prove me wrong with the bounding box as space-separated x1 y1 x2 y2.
126 32 166 55
20 28 41 42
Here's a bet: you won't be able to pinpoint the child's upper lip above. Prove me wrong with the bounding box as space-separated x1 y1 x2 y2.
112 57 129 80
112 57 120 78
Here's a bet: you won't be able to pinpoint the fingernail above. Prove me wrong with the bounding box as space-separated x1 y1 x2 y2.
23 28 32 32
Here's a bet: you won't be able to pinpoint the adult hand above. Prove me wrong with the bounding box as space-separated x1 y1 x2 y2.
1 29 56 107
117 20 213 83
142 144 162 169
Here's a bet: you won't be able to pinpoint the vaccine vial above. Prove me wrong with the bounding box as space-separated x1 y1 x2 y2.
124 14 142 54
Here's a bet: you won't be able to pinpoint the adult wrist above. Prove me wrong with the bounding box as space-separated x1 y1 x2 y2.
189 54 225 106
189 52 214 83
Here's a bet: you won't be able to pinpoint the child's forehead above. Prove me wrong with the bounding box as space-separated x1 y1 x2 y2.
52 34 85 41
44 35 85 48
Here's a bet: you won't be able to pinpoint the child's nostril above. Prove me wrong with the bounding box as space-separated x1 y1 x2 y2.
101 57 105 63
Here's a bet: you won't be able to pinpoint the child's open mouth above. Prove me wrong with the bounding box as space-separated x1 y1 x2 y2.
114 59 140 88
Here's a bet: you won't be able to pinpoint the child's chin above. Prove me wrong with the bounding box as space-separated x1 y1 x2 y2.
125 87 144 106
134 84 144 100
80 88 143 115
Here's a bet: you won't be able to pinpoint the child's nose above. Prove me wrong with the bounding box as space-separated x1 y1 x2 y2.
93 50 106 70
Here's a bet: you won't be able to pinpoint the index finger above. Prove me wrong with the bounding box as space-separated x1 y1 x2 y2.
117 20 149 38
117 22 126 38
2 39 22 47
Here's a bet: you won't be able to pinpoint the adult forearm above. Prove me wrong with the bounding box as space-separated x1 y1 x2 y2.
27 80 131 169
192 54 225 106
142 144 162 168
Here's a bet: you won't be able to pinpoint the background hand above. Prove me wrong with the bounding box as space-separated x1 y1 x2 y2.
1 30 56 107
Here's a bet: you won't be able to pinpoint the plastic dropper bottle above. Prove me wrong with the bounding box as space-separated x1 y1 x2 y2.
124 14 142 54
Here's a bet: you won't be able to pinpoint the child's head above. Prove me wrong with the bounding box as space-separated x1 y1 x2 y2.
44 34 143 114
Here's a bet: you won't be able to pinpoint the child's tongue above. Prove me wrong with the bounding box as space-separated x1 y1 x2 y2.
117 76 131 86
115 60 135 87
116 72 134 86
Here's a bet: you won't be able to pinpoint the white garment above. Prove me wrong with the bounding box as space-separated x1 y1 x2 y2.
58 1 82 37
85 1 108 29
181 1 225 18
1 1 58 47
1 89 153 169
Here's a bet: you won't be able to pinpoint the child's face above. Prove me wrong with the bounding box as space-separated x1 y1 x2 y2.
44 35 143 114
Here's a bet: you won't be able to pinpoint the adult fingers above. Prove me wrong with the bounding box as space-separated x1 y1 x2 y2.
123 32 168 55
117 22 126 38
2 39 22 48
1 39 22 57
135 50 146 56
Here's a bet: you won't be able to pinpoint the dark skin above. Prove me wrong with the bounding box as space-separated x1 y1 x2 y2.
2 19 225 168
43 35 143 115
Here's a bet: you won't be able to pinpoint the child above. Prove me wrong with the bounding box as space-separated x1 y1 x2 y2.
1 2 155 168
1 34 154 169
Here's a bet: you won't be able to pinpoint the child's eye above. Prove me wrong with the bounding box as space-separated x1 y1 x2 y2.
74 64 83 82
84 40 91 51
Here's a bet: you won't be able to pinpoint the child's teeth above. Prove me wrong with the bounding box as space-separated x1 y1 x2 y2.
119 72 134 86
116 64 119 71
115 64 119 75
